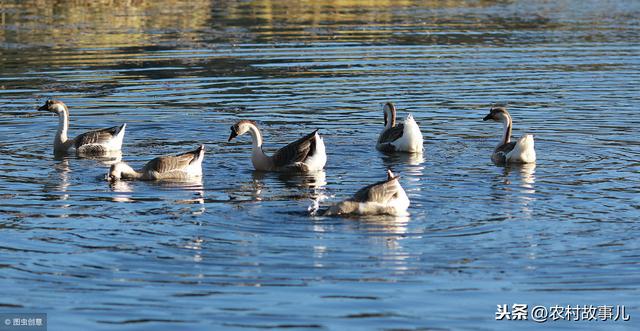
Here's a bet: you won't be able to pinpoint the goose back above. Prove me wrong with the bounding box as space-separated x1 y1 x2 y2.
271 129 318 167
142 145 204 174
378 124 405 145
351 174 401 203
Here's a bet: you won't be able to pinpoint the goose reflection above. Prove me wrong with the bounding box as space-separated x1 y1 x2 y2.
252 170 327 189
380 150 425 166
490 163 537 219
108 177 133 202
250 170 327 201
108 177 205 207
514 162 536 188
358 215 409 241
164 180 205 209
57 150 123 165
499 163 536 187
43 158 71 203
380 152 425 192
88 150 123 166
360 216 411 272
313 215 411 272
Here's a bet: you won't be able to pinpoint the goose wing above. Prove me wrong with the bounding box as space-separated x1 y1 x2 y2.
378 124 405 144
73 124 124 148
142 145 204 174
271 130 318 167
493 141 517 162
351 175 400 203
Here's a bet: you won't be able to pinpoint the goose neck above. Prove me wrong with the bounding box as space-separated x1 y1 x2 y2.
56 108 69 143
246 123 264 148
120 163 143 180
384 107 397 129
500 114 512 145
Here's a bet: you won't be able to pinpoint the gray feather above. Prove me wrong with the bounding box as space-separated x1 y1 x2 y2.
271 130 318 167
142 146 203 174
351 176 401 203
378 124 405 144
73 124 124 149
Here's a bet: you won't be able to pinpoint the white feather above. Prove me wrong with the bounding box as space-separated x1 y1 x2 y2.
506 134 536 163
302 132 327 171
324 173 410 216
390 114 423 153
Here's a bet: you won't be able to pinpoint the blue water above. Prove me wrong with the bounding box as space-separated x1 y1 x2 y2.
1 0 639 330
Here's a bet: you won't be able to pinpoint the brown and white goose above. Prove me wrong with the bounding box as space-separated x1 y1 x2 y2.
107 145 205 181
483 106 536 164
38 99 126 155
376 102 423 153
228 120 326 172
323 170 410 216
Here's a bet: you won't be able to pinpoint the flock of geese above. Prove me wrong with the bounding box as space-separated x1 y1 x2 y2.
37 99 536 216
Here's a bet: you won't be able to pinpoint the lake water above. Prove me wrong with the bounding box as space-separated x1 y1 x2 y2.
1 0 639 330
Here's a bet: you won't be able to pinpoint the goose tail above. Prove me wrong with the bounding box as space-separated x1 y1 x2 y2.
116 123 127 135
509 134 536 163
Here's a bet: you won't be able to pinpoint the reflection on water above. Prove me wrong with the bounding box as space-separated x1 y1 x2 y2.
43 158 70 203
1 0 639 330
62 150 123 165
380 151 425 167
108 178 133 202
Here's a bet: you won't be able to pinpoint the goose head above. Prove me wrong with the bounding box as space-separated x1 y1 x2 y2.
483 106 511 122
228 120 257 142
383 102 396 127
38 99 67 114
107 162 134 181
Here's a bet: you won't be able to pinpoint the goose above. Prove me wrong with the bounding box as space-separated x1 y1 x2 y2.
38 99 126 155
107 145 205 181
228 120 326 172
323 170 410 216
483 106 536 164
376 102 423 153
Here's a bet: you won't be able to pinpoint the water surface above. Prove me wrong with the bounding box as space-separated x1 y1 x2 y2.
1 0 639 330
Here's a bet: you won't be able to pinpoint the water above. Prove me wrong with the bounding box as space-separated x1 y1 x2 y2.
1 0 639 330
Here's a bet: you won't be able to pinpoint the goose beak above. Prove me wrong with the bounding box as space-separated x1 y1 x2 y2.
38 103 48 111
228 129 238 142
483 114 493 121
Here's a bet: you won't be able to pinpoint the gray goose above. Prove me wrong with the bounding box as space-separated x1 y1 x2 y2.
376 102 423 153
38 99 126 155
108 145 205 181
483 106 536 164
324 170 410 216
228 120 326 172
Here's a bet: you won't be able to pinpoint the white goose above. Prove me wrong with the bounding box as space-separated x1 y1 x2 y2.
38 99 126 155
108 145 205 181
228 120 326 172
376 102 423 153
483 106 536 164
324 170 410 216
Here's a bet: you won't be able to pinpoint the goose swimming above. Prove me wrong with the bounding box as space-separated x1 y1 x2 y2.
324 170 410 216
38 99 126 155
108 145 205 181
228 120 326 172
376 102 423 153
483 106 536 164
